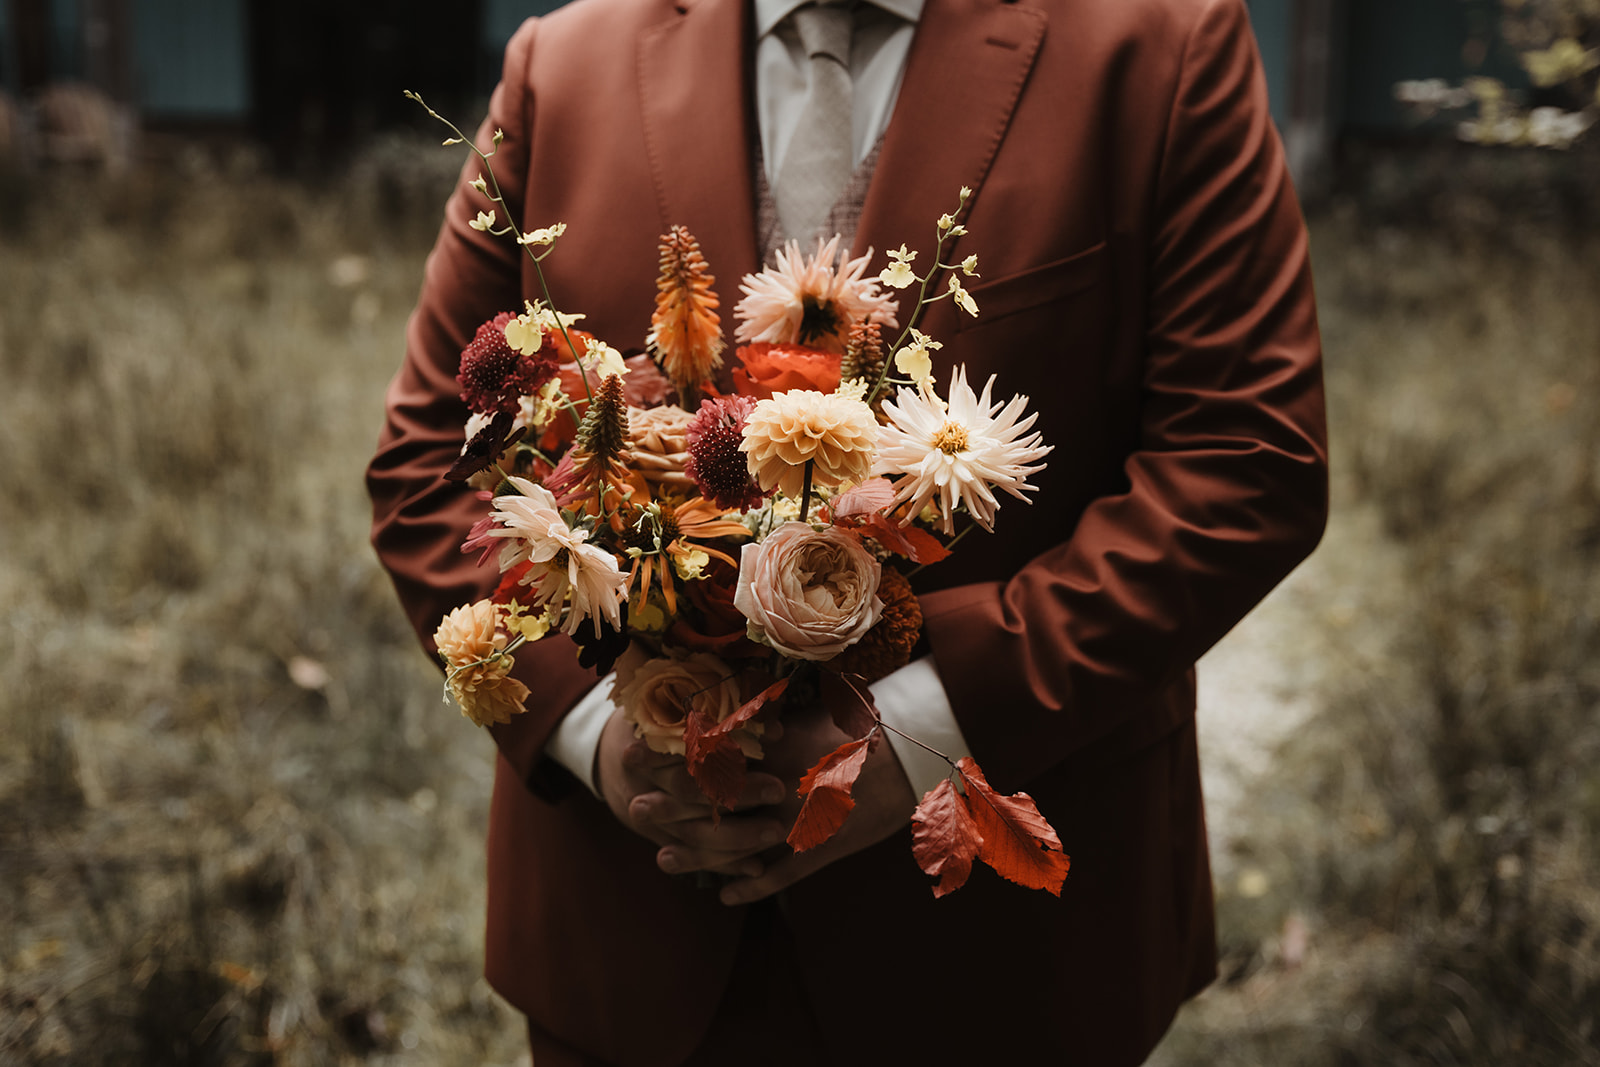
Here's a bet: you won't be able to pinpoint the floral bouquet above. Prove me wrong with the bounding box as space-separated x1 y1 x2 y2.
414 93 1070 897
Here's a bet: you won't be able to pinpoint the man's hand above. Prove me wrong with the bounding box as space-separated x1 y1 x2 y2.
595 707 789 878
718 684 919 907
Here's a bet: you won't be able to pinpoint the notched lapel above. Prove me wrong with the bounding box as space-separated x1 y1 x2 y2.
637 0 763 289
855 0 1045 262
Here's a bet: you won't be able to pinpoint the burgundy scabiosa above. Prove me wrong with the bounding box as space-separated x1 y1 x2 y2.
685 395 767 513
457 312 559 415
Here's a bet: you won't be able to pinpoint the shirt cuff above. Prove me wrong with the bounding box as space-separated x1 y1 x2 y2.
869 655 972 800
544 673 615 797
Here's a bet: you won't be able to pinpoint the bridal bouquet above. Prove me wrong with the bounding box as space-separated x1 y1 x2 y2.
414 93 1070 897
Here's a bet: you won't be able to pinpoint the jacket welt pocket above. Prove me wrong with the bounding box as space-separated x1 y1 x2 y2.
955 241 1109 332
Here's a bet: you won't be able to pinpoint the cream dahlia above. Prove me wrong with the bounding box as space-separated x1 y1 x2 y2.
734 236 898 354
874 366 1053 534
470 477 628 636
741 389 879 498
434 599 531 726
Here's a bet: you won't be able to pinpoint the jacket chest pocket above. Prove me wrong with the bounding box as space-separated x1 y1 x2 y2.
954 240 1109 333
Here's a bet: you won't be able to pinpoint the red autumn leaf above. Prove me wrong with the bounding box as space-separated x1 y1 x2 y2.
861 512 951 565
827 672 880 740
911 777 983 897
683 707 747 816
829 477 896 521
711 676 789 741
787 734 875 852
828 479 952 566
955 757 1071 896
683 676 789 815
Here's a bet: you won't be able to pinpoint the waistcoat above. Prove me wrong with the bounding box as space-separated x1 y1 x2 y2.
754 137 885 264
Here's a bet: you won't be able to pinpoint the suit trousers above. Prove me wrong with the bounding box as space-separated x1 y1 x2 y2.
525 898 828 1066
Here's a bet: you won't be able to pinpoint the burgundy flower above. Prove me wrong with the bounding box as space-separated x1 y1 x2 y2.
446 410 523 483
457 312 559 415
685 395 768 512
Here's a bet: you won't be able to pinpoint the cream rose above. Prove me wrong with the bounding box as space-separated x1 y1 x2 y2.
613 646 764 757
734 522 883 660
626 403 696 487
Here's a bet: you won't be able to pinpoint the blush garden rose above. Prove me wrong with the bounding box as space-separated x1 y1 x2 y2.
614 645 763 757
733 522 884 660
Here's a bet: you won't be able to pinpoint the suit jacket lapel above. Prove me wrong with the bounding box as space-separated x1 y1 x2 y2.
638 0 764 290
855 0 1046 260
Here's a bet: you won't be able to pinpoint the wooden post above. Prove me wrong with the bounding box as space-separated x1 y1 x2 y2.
1287 0 1339 195
9 0 50 92
83 0 133 102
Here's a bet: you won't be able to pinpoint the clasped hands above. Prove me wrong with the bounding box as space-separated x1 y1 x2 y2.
596 685 917 907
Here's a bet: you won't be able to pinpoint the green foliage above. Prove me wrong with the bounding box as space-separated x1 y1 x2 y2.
1397 0 1600 147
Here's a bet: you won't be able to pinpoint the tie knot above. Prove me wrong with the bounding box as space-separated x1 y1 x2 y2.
790 2 853 64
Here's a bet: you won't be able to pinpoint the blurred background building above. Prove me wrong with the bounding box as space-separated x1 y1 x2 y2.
0 0 1534 178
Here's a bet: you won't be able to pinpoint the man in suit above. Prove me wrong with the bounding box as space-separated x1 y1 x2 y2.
366 0 1327 1061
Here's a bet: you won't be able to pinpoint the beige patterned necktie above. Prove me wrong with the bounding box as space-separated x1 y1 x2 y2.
774 1 855 242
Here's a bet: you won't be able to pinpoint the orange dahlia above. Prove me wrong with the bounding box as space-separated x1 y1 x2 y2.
830 566 923 682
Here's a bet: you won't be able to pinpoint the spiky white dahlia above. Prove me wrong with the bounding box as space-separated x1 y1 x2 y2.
734 236 898 353
474 477 628 637
874 367 1053 535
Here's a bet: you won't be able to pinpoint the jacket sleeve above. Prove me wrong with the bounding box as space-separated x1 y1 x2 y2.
917 0 1328 787
366 18 597 795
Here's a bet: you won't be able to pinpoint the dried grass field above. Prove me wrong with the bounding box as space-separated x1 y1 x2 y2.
1 142 1598 1065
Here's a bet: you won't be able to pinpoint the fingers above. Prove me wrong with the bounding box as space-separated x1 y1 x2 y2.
655 843 765 879
652 827 781 879
631 791 788 877
614 737 801 878
625 742 788 811
718 849 816 907
731 771 789 810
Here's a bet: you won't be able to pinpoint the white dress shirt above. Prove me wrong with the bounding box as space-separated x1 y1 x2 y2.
544 0 973 802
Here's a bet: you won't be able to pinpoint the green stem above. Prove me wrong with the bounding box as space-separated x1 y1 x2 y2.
798 460 815 526
443 632 529 695
867 214 962 406
834 673 956 768
407 90 592 404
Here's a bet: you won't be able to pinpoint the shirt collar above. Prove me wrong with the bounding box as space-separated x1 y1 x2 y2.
754 0 924 38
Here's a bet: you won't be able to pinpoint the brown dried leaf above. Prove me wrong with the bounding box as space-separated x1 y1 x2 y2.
957 757 1070 895
787 735 874 852
911 777 983 897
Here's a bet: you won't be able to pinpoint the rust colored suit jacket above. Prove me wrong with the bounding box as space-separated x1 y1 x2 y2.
367 0 1327 1061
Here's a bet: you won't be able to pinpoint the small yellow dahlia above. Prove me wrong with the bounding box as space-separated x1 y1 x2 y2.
740 389 878 497
434 600 531 727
